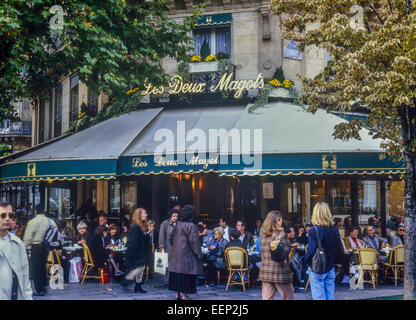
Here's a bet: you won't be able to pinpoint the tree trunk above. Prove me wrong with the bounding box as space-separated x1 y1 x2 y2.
403 152 416 300
399 105 416 300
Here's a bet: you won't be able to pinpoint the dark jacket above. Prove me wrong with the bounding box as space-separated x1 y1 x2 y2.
207 237 229 259
88 234 107 268
104 233 124 247
240 231 254 248
125 225 151 269
225 239 245 250
76 231 92 244
305 226 346 274
168 221 203 275
297 233 308 246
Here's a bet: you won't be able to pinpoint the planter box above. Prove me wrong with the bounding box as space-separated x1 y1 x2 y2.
269 87 291 98
189 61 219 73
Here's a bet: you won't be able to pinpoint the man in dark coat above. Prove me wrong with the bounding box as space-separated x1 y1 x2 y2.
88 225 108 269
168 205 203 300
219 217 235 243
236 220 254 248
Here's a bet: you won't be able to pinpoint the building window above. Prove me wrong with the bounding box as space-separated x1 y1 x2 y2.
49 187 71 219
54 84 62 138
87 87 98 117
38 99 45 144
122 181 137 218
69 74 79 124
109 180 121 217
193 26 231 59
358 180 381 225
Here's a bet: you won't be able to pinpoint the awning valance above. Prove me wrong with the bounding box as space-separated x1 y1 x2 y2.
0 159 117 182
195 14 232 27
117 153 404 177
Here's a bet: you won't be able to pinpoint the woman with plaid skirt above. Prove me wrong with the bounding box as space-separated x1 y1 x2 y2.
258 210 294 300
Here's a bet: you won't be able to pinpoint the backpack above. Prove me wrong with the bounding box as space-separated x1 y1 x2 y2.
311 227 327 274
270 232 286 262
41 219 60 251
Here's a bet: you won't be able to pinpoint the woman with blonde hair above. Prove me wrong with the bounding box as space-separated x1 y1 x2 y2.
120 208 152 293
258 210 294 300
305 202 346 300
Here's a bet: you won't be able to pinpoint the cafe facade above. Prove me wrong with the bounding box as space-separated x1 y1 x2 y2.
0 3 406 235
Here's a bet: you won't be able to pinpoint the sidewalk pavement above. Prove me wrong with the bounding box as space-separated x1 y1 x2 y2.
34 274 403 300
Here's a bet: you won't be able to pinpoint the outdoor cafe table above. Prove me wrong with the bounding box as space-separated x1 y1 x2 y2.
62 245 83 253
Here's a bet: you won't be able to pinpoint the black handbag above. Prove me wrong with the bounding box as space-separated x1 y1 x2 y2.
270 233 286 262
311 227 327 274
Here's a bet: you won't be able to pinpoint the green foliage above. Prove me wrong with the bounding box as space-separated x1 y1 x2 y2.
269 0 416 161
0 144 12 158
177 62 191 103
200 39 210 60
0 0 203 123
249 84 273 113
218 59 234 98
216 52 231 60
273 67 285 83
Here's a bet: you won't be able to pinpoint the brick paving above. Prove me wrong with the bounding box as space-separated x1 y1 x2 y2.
34 274 403 300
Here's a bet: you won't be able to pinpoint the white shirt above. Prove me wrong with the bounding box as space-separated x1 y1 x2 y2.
0 233 14 300
223 227 230 242
239 233 245 243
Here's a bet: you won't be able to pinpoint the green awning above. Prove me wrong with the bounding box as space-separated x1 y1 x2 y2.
0 159 116 182
196 14 232 27
0 108 162 183
217 153 405 176
117 153 404 177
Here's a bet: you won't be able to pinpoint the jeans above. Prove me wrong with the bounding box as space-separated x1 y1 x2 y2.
308 267 336 300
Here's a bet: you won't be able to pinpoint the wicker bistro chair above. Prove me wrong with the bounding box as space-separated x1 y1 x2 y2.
224 247 250 292
80 242 102 285
357 248 379 290
384 245 404 286
46 249 62 276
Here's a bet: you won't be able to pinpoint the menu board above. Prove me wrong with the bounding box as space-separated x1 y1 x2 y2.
263 183 274 199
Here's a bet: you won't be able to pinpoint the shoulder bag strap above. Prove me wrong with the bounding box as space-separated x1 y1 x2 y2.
315 226 322 250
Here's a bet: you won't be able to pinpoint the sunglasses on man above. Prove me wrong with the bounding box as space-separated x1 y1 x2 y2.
398 229 405 232
0 213 15 220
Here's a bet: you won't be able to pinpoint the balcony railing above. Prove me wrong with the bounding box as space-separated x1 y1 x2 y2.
0 121 32 135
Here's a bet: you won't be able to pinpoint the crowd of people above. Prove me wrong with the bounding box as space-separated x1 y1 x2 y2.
0 199 406 300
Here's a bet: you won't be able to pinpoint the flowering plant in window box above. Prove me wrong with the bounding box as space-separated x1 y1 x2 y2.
204 54 218 62
190 55 202 63
268 79 293 88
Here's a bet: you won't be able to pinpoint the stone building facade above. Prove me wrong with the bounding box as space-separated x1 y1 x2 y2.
32 1 329 146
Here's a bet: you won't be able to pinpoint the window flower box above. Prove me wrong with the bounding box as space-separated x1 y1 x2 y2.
190 61 219 73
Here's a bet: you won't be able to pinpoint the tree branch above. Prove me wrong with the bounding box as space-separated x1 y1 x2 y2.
407 0 412 14
387 0 393 14
366 2 385 24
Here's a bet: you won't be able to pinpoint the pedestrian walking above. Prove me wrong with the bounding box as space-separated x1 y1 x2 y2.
23 204 58 296
305 202 347 300
159 208 179 284
0 202 33 300
121 208 152 293
258 210 294 300
168 205 203 300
